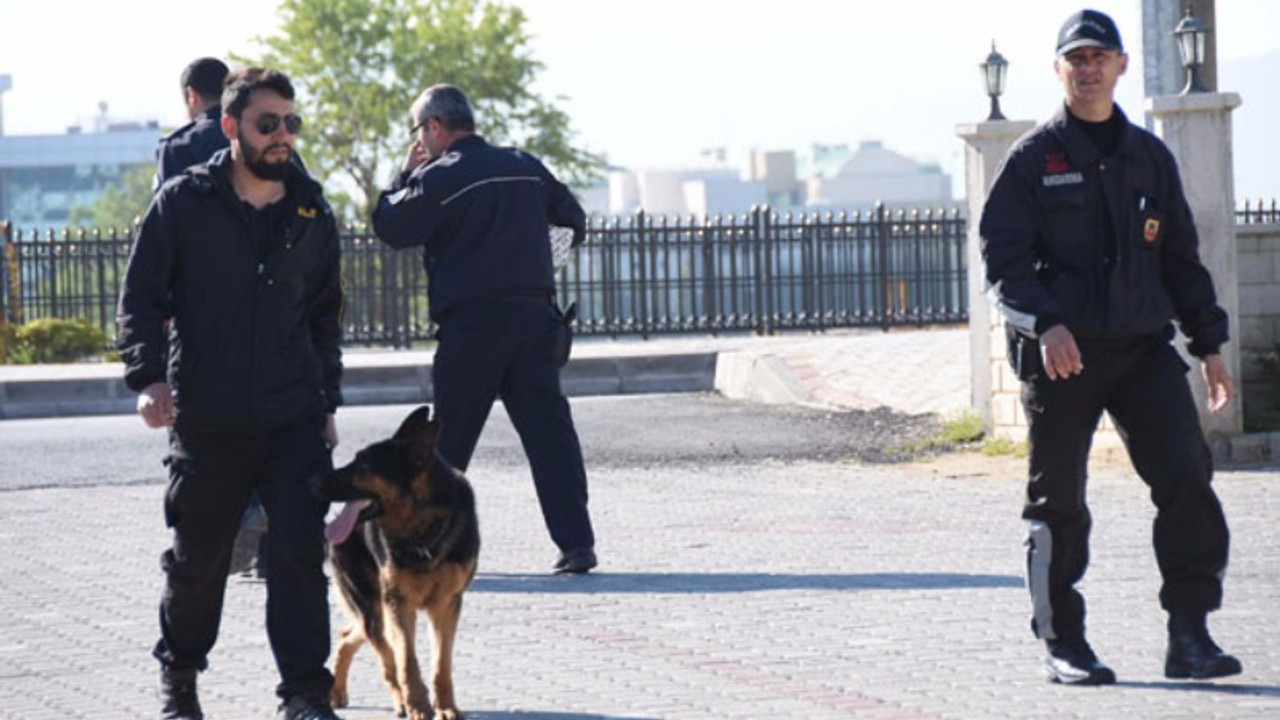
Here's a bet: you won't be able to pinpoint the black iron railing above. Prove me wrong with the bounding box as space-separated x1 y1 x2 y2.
4 205 969 347
1236 198 1280 225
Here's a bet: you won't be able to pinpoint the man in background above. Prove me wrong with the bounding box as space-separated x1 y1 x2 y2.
371 84 598 575
154 57 230 189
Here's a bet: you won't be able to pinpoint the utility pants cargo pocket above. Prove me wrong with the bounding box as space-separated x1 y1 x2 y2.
551 301 577 368
1006 324 1042 382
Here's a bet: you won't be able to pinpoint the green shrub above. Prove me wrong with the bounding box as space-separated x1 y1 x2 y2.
0 322 18 363
899 412 986 456
980 437 1029 457
1245 344 1280 432
935 412 986 445
904 411 1030 458
2 318 112 364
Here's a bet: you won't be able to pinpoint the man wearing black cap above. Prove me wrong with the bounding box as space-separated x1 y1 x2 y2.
980 9 1242 685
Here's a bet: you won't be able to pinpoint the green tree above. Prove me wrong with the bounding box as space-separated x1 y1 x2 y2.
67 164 154 231
239 0 603 225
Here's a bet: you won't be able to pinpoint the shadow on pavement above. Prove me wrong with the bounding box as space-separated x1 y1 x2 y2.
470 714 662 720
1115 681 1280 696
341 708 657 720
472 571 1022 594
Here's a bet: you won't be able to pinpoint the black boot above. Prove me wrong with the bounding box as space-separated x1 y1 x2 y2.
277 694 345 720
1165 611 1243 680
553 547 597 574
1044 636 1116 685
159 667 203 720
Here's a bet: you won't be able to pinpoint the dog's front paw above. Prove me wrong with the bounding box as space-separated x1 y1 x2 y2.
435 709 463 720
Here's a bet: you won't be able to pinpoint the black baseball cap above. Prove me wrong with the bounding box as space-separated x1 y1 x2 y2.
1056 9 1124 55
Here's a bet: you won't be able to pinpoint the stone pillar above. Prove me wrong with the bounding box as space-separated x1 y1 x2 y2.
1148 91 1244 437
955 120 1034 435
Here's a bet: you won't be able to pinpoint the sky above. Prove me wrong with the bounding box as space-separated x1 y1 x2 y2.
1 0 1278 200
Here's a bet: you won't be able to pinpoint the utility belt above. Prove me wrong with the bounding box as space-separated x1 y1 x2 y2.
1005 323 1173 382
438 289 577 368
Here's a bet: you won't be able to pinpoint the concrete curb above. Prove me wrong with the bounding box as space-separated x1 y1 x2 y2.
713 350 816 406
0 375 137 419
2 334 1276 469
0 352 721 420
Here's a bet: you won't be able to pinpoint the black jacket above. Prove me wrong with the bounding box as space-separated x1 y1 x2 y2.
118 149 344 429
154 106 230 190
980 104 1228 357
370 134 585 322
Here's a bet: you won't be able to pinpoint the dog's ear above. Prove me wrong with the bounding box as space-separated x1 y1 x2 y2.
394 405 433 442
397 408 442 470
407 420 443 471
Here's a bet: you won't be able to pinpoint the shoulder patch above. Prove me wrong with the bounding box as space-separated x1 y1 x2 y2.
387 186 412 205
433 151 462 168
187 172 215 193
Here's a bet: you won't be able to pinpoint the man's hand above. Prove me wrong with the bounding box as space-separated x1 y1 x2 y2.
1039 324 1084 381
1202 354 1234 413
401 139 430 175
137 381 174 428
323 413 339 450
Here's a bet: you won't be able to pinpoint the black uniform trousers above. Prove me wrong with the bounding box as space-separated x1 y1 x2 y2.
154 415 334 701
1020 335 1229 641
431 297 595 553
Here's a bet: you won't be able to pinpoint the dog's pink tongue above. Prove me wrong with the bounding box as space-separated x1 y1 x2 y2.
325 501 368 545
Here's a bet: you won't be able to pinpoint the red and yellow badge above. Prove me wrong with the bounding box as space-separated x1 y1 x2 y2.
1143 218 1161 243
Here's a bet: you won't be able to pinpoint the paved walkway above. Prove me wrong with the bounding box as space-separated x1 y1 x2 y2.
1 328 1277 720
0 454 1276 719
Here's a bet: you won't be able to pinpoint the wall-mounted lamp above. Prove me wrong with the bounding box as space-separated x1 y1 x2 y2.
980 41 1008 120
1173 6 1210 94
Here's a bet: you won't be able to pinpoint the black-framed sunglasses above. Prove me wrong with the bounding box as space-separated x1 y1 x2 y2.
410 116 433 137
253 112 304 136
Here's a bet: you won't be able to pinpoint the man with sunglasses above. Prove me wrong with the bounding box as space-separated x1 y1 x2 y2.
157 57 285 583
981 9 1240 686
372 84 598 575
118 67 346 720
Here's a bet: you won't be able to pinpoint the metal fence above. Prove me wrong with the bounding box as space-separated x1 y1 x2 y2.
1236 198 1280 225
3 205 970 347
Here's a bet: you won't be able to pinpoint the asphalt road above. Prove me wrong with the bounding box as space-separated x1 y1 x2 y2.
0 393 941 491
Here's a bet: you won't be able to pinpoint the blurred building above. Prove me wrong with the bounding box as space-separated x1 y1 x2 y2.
0 79 158 228
599 140 953 218
803 140 952 211
605 166 765 218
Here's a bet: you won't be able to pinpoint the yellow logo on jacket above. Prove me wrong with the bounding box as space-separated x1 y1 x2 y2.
297 206 317 218
1143 218 1160 243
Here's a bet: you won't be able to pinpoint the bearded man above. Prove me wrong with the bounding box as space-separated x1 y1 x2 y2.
117 66 347 720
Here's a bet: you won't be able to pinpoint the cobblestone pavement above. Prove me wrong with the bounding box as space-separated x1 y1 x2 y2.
1 453 1276 720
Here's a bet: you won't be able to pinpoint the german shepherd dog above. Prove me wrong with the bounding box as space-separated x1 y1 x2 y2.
319 406 480 720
